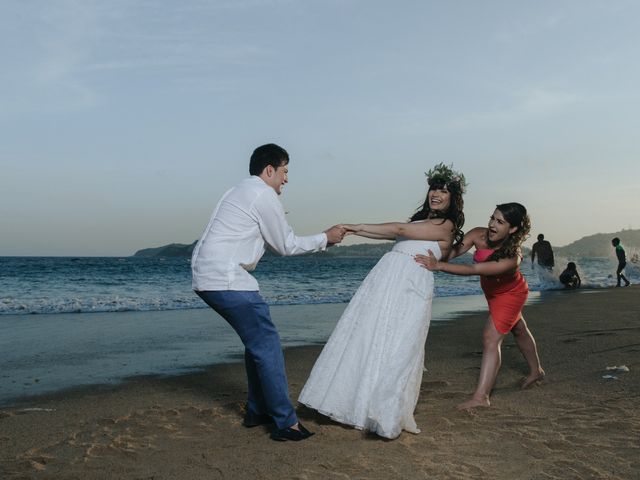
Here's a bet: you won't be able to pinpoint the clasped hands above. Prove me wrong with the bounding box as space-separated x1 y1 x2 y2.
323 224 360 246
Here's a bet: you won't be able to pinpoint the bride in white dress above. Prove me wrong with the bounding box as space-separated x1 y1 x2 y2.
299 164 466 439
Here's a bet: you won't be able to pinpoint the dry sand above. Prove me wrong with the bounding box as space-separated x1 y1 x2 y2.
1 287 639 479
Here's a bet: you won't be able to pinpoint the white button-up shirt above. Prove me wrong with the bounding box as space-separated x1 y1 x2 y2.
191 176 328 291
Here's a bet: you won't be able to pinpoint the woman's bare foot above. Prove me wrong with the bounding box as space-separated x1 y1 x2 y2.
521 369 545 389
456 395 490 411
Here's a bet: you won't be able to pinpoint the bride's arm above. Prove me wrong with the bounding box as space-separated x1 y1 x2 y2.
344 219 452 241
445 227 484 260
340 223 393 240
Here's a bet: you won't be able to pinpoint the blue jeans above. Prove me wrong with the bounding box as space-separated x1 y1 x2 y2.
196 290 297 430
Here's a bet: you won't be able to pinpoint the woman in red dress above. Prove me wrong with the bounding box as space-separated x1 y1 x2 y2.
415 202 545 410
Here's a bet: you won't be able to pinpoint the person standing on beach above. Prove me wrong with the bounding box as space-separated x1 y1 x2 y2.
416 203 545 410
299 163 466 439
531 233 554 270
191 143 346 442
611 237 631 287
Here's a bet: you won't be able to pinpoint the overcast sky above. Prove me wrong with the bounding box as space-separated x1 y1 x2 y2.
2 0 639 256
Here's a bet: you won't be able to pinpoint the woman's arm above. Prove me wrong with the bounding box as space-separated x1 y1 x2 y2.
343 219 453 242
415 249 519 276
343 227 392 240
445 227 484 260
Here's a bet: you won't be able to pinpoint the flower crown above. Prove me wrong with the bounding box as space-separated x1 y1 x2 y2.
425 162 467 194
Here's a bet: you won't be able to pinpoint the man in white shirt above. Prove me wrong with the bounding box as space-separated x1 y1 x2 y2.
192 143 345 441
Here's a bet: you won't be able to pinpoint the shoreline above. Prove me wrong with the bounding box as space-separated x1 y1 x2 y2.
0 293 502 407
1 288 559 408
2 286 639 478
0 289 599 409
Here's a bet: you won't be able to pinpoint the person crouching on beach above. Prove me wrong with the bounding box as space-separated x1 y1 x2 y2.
415 202 545 410
559 262 581 289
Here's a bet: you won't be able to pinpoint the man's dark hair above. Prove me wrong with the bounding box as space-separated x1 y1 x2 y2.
537 234 544 241
249 143 289 176
612 237 620 246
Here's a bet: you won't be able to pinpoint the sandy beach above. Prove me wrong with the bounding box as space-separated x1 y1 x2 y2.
1 287 639 479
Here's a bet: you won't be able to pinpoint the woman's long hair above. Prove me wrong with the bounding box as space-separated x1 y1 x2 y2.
409 182 465 245
489 202 531 261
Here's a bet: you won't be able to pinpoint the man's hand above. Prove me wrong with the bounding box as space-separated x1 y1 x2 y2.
324 225 347 245
339 224 360 234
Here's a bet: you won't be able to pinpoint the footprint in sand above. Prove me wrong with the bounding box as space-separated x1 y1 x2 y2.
463 351 484 358
562 338 579 344
542 459 609 479
584 331 615 337
422 380 451 388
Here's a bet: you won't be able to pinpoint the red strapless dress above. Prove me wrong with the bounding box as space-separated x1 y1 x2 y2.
473 249 529 334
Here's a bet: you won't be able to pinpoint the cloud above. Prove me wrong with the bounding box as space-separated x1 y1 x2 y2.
0 1 103 112
448 88 579 130
364 88 579 138
517 88 579 114
493 13 565 44
0 0 275 114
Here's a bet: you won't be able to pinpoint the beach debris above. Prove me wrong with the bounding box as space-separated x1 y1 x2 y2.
602 375 618 380
17 408 55 413
606 365 630 372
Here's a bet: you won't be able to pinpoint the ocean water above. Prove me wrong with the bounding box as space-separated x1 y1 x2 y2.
1 252 637 404
1 253 637 316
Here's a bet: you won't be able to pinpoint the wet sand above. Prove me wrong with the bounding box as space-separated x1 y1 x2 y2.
1 287 639 479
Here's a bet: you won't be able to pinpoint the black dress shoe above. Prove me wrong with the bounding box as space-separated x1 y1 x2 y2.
243 411 274 428
270 422 315 441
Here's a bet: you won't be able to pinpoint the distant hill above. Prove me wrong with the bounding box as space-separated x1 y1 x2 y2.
321 242 394 257
133 229 640 259
134 241 197 257
132 240 392 258
554 229 640 258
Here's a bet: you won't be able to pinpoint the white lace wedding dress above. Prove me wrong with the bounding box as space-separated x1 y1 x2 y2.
298 239 441 439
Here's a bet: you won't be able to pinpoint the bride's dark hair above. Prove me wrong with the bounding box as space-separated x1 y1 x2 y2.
409 180 465 245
